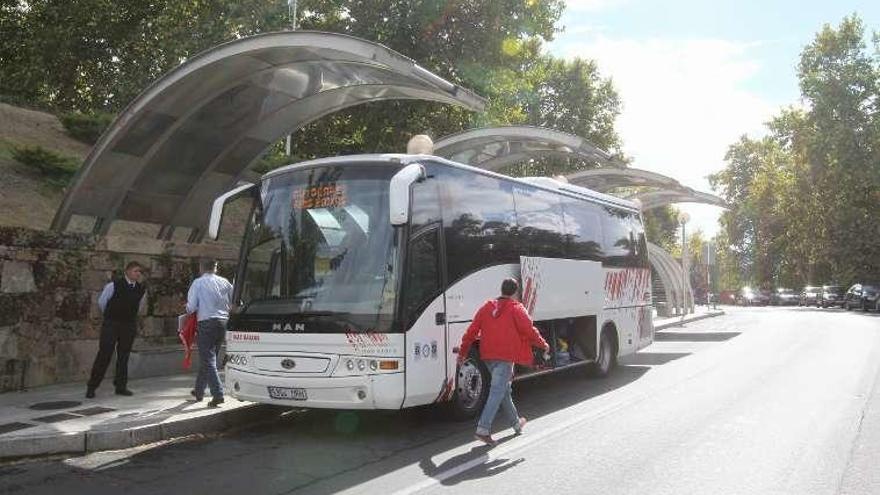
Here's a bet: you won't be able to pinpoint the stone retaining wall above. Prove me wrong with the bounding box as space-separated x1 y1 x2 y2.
0 226 238 391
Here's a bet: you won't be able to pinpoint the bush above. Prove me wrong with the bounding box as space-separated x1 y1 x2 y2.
11 144 80 187
59 111 114 144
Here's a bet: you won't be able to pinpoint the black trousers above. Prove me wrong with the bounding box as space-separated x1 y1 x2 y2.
87 319 137 390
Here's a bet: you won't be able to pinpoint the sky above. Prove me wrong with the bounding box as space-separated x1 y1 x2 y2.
548 0 880 238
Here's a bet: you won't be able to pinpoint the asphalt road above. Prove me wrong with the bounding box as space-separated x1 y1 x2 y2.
2 306 879 495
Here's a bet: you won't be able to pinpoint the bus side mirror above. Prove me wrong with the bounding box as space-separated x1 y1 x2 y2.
389 163 426 226
208 182 257 240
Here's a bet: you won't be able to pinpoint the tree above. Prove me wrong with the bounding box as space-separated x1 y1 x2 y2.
642 205 679 252
712 15 880 288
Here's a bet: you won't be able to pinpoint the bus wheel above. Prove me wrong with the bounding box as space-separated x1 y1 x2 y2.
589 328 616 378
448 358 489 420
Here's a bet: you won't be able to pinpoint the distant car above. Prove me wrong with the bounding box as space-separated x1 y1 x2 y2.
771 288 799 306
737 287 770 306
819 285 846 308
800 286 821 307
843 284 880 312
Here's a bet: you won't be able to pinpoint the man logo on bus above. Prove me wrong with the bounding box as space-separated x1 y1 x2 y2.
272 322 306 332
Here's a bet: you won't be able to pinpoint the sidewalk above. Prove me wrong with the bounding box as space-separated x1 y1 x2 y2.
0 373 276 460
654 305 726 330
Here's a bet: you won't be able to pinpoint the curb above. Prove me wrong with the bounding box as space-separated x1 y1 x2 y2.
0 403 280 460
654 310 725 331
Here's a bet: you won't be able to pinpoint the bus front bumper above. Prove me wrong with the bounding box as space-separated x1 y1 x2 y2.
225 367 404 410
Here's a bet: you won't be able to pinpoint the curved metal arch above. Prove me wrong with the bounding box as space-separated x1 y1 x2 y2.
433 126 622 171
648 242 681 310
52 31 486 236
630 188 727 210
566 167 683 193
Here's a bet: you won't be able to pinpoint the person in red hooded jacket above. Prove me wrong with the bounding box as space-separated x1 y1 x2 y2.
458 278 549 445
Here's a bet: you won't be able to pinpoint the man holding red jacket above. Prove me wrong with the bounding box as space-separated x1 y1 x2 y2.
458 278 549 446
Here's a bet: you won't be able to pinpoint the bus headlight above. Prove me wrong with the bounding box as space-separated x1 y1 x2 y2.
346 359 355 371
369 360 378 372
357 359 366 371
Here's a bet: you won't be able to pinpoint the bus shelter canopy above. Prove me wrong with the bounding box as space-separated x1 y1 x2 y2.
433 126 725 211
565 167 683 192
432 126 623 171
52 31 486 240
628 188 727 210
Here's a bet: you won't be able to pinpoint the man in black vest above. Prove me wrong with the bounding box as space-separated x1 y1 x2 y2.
86 261 147 398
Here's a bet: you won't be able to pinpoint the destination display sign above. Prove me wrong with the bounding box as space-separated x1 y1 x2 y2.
291 184 348 209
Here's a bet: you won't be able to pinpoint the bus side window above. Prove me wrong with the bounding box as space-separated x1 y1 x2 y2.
513 186 566 258
401 227 442 329
601 207 635 268
561 198 605 262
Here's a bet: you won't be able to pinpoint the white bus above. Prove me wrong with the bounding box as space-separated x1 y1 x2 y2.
210 153 653 418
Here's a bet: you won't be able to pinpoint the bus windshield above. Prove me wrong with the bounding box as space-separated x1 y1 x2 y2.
238 163 401 330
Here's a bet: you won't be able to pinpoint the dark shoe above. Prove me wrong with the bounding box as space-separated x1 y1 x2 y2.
190 390 203 402
115 388 134 396
474 433 496 446
85 388 96 399
207 397 225 408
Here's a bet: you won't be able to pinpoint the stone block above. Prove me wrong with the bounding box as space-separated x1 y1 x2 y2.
98 235 165 255
0 293 35 326
56 292 91 322
0 432 85 459
89 253 117 270
89 291 103 320
0 326 17 357
153 295 183 317
139 317 165 338
31 258 84 290
1 260 36 293
167 241 238 259
23 355 56 388
13 249 43 262
0 246 13 260
19 294 57 323
54 339 98 382
83 269 111 291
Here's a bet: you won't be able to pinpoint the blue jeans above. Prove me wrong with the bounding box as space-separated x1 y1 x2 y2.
476 360 521 436
194 318 226 400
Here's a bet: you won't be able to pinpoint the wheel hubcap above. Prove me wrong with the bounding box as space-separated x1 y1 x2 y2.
457 360 483 409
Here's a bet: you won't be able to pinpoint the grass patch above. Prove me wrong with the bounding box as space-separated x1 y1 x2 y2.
59 111 114 144
10 144 80 187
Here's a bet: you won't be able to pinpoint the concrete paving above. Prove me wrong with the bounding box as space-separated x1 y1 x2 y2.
0 373 274 459
4 306 879 495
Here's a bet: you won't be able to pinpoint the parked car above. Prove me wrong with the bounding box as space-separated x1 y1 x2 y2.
800 286 821 307
819 285 846 308
771 288 799 306
843 284 880 311
737 287 770 306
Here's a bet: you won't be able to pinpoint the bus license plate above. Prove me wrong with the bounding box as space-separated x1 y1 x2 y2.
267 386 308 401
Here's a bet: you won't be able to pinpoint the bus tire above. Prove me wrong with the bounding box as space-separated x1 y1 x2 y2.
447 357 490 420
589 326 617 378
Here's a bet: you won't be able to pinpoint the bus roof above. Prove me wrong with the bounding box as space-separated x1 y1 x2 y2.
263 154 641 212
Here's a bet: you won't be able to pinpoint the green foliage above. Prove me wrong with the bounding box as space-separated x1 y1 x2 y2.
0 0 622 179
642 205 679 252
712 15 880 288
10 144 80 187
59 111 114 143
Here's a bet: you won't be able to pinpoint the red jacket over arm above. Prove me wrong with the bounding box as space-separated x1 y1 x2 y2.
459 297 549 366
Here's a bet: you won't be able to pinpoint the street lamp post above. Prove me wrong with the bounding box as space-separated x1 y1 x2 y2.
678 211 691 317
